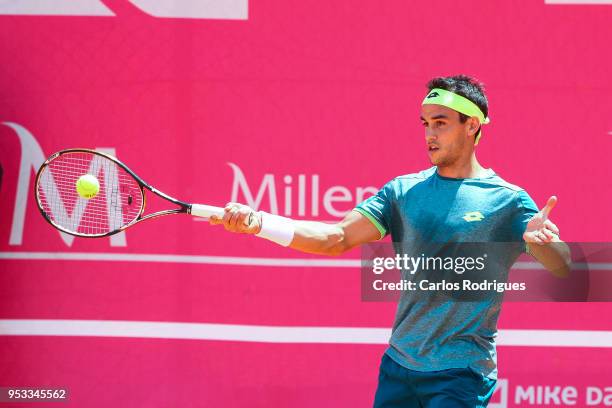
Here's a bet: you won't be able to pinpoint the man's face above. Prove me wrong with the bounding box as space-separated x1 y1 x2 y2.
420 104 474 167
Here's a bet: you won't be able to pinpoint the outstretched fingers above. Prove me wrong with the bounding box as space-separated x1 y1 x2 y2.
544 219 559 236
541 195 557 219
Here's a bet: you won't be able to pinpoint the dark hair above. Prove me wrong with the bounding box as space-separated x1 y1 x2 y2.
426 75 488 124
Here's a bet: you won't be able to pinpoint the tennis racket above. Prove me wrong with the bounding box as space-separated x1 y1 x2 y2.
34 148 224 238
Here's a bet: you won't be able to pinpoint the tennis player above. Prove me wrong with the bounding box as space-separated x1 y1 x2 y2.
210 75 570 407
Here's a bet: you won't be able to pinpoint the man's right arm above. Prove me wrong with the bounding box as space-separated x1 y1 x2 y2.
209 203 383 256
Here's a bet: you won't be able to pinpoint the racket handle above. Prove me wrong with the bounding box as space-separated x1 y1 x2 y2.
190 204 225 218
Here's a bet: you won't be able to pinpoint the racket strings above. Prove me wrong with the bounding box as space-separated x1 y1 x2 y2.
37 151 143 236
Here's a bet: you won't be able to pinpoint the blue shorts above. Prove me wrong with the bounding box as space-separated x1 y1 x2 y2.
373 353 497 408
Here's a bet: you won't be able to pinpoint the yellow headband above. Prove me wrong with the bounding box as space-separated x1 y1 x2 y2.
422 88 490 144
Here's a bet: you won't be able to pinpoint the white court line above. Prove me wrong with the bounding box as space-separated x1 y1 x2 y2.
1 252 610 270
1 320 612 347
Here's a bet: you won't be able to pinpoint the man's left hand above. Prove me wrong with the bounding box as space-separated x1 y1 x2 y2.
523 196 560 245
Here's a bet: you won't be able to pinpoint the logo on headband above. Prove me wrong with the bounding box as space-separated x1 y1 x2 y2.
426 92 439 99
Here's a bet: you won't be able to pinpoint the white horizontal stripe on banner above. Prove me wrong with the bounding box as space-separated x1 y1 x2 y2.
1 320 612 348
546 0 612 4
1 252 610 270
0 252 358 267
0 320 388 344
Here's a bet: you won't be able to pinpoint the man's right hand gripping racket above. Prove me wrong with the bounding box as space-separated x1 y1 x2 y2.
34 148 225 237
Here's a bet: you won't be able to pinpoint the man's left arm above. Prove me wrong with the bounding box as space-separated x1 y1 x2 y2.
523 196 571 278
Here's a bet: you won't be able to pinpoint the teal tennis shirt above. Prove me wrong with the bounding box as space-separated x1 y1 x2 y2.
354 167 539 379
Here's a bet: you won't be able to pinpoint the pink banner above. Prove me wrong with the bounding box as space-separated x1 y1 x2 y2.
1 1 611 406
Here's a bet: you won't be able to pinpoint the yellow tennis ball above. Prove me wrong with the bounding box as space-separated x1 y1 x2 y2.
76 174 100 199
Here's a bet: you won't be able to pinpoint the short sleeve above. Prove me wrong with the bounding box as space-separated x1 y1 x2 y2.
353 180 395 239
513 190 539 251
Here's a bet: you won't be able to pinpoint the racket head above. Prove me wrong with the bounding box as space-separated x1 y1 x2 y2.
35 149 146 237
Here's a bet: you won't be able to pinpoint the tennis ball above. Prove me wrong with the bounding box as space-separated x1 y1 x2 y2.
76 174 100 199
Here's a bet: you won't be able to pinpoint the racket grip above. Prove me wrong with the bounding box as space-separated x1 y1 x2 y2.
190 204 225 218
